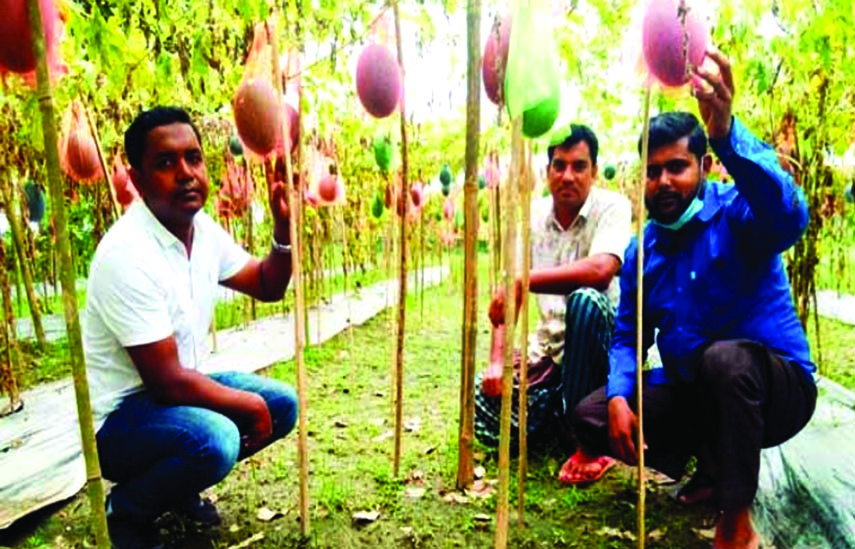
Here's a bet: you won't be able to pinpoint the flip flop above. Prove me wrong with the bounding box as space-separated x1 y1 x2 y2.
558 451 616 487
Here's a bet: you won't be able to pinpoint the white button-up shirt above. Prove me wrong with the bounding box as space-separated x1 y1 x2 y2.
84 201 250 428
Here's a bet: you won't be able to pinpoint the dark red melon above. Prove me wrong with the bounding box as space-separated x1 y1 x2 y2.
356 44 401 119
233 78 283 157
482 15 511 106
0 0 61 74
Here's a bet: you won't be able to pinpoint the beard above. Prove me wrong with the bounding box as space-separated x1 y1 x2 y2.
645 182 702 224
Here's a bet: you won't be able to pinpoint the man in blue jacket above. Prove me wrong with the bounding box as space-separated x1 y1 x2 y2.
570 48 817 549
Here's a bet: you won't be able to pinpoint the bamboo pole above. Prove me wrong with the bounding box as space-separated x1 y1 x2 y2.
339 207 356 384
82 106 121 220
26 0 109 544
392 0 410 478
267 19 310 535
419 208 425 321
495 118 522 549
0 239 21 414
516 143 532 525
456 0 481 490
635 83 653 549
0 178 46 347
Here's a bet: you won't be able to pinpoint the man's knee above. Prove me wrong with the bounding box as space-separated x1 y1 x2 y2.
699 340 759 389
184 411 241 484
572 388 608 434
268 383 299 440
566 288 614 326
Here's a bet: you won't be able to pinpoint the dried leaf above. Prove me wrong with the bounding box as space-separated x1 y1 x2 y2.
474 466 485 480
597 526 636 540
229 524 240 533
693 527 716 541
474 451 485 462
648 529 665 541
333 420 348 428
256 507 283 522
352 510 381 524
370 417 386 427
225 532 265 549
407 470 425 483
468 480 495 499
442 492 469 505
373 430 394 443
400 526 414 536
424 446 437 455
374 391 385 397
404 487 426 499
404 417 421 432
473 513 491 522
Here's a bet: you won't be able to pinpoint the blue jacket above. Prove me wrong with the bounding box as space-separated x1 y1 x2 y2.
606 118 815 400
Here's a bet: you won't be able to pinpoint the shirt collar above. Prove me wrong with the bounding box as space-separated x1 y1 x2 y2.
646 181 723 248
134 200 197 251
548 190 594 232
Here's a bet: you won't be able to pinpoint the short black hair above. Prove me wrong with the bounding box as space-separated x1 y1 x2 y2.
547 124 599 166
639 111 707 163
124 106 203 171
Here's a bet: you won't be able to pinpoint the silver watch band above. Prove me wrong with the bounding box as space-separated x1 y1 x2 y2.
271 238 292 254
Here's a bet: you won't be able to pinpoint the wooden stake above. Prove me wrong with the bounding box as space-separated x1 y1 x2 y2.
392 0 410 478
456 0 481 491
339 207 356 384
0 178 46 347
82 106 120 220
0 238 21 413
636 83 653 549
267 19 310 535
517 143 532 525
495 118 523 549
26 0 109 544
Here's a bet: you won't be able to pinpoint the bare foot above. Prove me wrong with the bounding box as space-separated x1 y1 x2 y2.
558 449 615 486
712 508 760 549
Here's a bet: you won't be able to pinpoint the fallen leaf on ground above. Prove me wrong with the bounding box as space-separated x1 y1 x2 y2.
370 417 386 427
256 507 284 522
424 446 436 455
229 524 240 533
474 466 485 480
400 526 414 536
693 527 716 540
442 492 469 505
468 480 494 499
474 451 485 462
374 391 385 397
404 417 421 432
352 510 381 525
373 430 394 443
225 532 265 549
597 526 636 541
648 529 664 541
333 420 348 428
404 487 426 499
407 470 425 483
473 514 491 522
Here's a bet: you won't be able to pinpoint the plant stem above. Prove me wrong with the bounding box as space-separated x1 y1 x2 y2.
26 0 110 544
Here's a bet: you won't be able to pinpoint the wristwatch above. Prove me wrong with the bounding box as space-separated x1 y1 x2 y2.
272 237 292 254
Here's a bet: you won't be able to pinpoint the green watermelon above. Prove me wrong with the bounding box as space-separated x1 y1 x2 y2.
371 194 384 218
374 134 393 173
229 135 244 157
24 181 45 223
441 183 451 197
603 165 616 180
439 164 452 186
522 93 560 139
478 175 486 190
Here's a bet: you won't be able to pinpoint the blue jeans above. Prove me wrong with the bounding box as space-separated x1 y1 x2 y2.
96 372 298 522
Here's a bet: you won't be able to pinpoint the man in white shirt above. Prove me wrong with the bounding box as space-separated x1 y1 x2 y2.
84 107 297 549
474 124 632 485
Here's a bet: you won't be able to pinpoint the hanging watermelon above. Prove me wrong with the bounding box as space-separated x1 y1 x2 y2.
478 175 487 190
371 194 385 218
229 135 244 157
374 134 393 172
24 181 45 223
439 164 452 186
603 165 617 180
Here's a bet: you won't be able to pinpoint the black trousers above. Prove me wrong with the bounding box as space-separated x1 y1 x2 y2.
573 340 817 511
